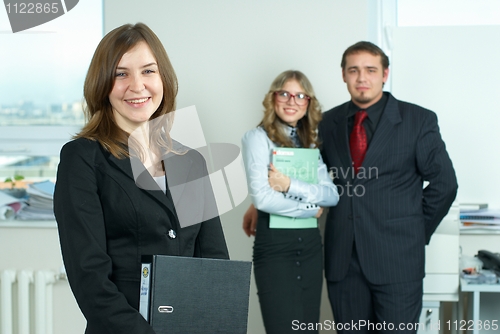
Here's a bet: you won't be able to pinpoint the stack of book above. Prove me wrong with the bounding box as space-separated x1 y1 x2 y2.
0 191 25 220
459 203 500 231
16 180 55 220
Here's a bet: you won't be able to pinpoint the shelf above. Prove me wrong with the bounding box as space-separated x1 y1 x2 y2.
460 278 500 292
0 220 57 228
460 229 500 235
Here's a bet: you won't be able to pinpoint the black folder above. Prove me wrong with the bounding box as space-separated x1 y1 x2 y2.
139 255 251 333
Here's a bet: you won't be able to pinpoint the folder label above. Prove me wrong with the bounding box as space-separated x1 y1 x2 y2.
139 263 151 321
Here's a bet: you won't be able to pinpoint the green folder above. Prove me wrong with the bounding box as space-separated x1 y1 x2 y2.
269 147 319 229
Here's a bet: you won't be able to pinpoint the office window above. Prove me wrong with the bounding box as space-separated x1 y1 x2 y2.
368 0 500 92
398 0 500 26
0 0 102 126
0 0 102 183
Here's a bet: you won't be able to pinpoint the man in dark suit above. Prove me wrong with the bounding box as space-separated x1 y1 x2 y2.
318 41 457 333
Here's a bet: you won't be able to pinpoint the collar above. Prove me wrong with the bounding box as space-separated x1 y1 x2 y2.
278 121 299 137
347 92 389 122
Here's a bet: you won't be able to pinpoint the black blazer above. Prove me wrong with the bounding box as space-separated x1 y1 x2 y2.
54 138 229 334
318 93 457 285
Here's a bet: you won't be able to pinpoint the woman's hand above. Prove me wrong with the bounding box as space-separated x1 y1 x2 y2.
268 163 291 193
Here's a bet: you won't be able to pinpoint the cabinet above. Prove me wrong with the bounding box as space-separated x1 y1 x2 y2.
418 301 441 334
423 204 460 302
418 204 460 334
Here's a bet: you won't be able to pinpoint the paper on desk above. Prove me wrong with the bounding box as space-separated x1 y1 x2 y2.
27 180 55 198
460 209 500 231
459 203 488 212
460 209 500 220
462 208 500 216
0 191 24 220
0 206 15 220
15 180 55 220
460 219 500 231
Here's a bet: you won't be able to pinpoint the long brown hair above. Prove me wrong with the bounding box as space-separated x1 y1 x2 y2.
76 22 178 159
259 70 322 148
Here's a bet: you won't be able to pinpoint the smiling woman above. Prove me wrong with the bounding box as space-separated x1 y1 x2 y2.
109 41 164 133
77 23 178 159
241 70 339 333
53 22 229 334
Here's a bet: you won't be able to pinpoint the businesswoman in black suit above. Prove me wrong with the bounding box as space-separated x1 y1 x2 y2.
54 23 228 334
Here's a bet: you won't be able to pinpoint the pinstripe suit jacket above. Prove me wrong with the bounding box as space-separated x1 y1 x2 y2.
318 93 457 285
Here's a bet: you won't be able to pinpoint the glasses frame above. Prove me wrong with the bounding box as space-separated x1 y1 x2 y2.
274 90 311 106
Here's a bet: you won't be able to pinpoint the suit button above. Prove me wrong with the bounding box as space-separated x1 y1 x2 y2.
168 229 176 239
296 251 301 256
298 237 302 242
296 261 301 267
297 275 302 280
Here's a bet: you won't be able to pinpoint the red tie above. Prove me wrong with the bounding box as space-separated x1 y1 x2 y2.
350 110 368 174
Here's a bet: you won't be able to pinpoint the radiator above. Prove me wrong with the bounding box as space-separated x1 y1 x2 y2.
0 269 61 334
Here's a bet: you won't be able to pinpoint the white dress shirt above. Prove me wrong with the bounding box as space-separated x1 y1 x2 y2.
241 125 339 218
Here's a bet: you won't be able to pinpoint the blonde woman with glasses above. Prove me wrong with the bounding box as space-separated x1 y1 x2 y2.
241 70 339 333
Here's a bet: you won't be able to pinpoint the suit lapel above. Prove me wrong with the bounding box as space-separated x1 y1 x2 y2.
108 154 135 180
163 150 191 207
107 152 178 217
330 104 354 177
361 94 402 172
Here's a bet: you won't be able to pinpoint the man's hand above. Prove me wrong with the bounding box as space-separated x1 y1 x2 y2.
268 163 291 193
315 207 324 218
242 203 258 237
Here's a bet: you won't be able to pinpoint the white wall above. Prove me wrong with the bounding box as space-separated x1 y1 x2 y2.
391 25 500 208
103 0 370 333
390 25 500 331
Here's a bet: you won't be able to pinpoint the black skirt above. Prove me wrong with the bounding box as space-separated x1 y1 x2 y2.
253 210 323 333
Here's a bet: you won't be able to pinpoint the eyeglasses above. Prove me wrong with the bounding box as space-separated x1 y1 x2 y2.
274 90 311 106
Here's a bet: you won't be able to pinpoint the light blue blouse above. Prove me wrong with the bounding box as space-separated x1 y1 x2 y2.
241 126 339 218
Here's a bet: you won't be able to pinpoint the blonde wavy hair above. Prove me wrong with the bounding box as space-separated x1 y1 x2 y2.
259 70 322 148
